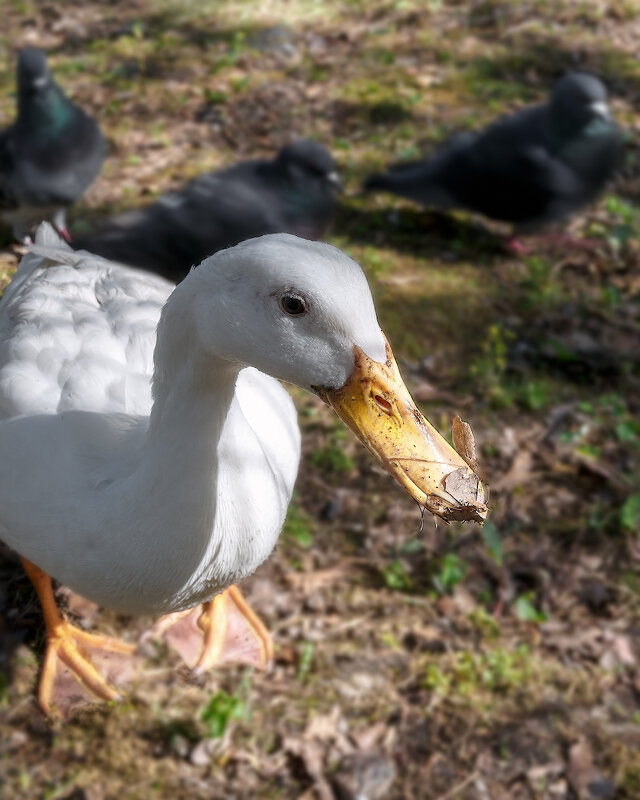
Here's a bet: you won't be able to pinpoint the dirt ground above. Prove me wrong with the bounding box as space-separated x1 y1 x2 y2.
0 1 639 798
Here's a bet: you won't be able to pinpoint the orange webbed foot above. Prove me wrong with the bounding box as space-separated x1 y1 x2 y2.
37 619 136 718
21 558 138 719
153 585 273 673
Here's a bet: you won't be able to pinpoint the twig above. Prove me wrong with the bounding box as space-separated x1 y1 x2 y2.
434 771 479 800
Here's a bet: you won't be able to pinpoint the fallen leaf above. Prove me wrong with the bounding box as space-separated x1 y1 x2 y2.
284 736 333 800
452 415 478 470
567 737 616 800
493 450 533 492
333 751 396 800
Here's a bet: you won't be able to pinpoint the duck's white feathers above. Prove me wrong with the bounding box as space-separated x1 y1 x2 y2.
0 228 300 613
0 244 168 417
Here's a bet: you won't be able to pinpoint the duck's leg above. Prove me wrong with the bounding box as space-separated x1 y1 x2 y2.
195 585 273 673
21 558 136 717
155 585 273 673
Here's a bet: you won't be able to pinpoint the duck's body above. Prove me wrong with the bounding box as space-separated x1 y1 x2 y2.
0 228 485 715
0 239 298 614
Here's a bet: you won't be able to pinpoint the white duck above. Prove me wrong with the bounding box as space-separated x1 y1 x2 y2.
0 226 486 715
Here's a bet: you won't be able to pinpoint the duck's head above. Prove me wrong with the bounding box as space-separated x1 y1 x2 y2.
186 234 487 523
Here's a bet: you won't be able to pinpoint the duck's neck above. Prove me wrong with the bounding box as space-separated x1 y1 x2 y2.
149 310 239 442
121 291 242 612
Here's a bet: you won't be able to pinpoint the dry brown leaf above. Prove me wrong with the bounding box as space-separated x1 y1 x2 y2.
349 721 387 751
284 736 333 800
600 632 637 669
452 415 478 470
286 565 348 594
493 450 533 492
333 751 396 800
452 584 477 615
567 737 615 800
305 705 344 743
443 467 485 513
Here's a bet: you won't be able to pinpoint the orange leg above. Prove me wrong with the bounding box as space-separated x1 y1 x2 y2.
21 558 135 717
154 585 273 673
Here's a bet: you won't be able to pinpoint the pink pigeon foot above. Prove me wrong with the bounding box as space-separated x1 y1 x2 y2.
504 235 534 256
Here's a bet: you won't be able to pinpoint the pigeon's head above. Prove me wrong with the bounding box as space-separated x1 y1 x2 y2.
16 47 52 94
277 139 342 192
550 73 611 132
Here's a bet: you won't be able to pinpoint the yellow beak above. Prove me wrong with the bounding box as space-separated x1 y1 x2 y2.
315 338 487 523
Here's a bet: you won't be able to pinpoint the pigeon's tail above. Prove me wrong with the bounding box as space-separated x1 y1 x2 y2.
363 172 396 193
72 210 151 267
363 165 455 210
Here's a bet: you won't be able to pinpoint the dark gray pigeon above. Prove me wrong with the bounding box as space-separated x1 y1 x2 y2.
73 139 342 283
364 73 623 235
0 47 106 242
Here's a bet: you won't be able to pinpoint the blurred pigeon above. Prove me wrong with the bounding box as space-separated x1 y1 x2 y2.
364 73 622 237
73 139 342 283
0 47 105 243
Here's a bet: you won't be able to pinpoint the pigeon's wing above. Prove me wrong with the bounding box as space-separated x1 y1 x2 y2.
458 106 545 173
74 166 284 283
171 168 284 247
429 106 577 224
559 120 624 187
511 145 584 196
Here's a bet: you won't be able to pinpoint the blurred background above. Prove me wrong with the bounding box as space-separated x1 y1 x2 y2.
0 1 639 798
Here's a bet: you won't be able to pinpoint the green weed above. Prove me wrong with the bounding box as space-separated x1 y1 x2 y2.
382 559 413 591
470 324 514 408
620 494 640 535
310 430 356 477
468 608 501 640
297 641 315 683
514 592 547 624
424 644 533 702
518 256 562 309
433 552 467 594
200 674 251 738
600 195 640 249
481 520 503 566
283 497 314 548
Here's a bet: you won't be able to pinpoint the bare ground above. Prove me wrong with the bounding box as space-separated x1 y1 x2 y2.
0 1 639 798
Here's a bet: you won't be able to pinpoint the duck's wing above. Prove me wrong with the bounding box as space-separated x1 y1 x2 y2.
0 225 174 420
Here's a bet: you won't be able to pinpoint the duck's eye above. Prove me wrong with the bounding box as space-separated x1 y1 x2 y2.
281 295 307 316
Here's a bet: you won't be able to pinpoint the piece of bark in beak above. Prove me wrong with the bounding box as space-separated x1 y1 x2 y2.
316 338 488 524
